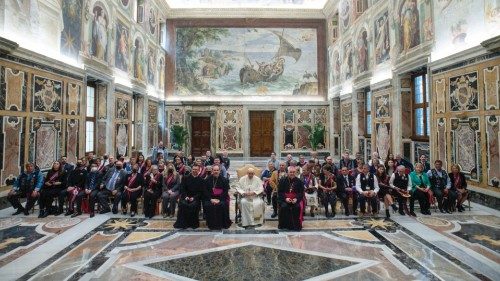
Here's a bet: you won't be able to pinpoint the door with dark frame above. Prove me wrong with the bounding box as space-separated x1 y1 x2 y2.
250 111 274 157
191 117 211 157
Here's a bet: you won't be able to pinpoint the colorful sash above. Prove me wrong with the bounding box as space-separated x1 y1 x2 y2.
165 174 175 189
454 175 462 189
46 171 60 185
148 173 161 189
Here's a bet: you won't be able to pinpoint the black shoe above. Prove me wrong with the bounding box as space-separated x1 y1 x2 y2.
122 209 127 215
99 209 111 214
64 210 74 216
71 212 82 218
386 209 390 218
271 212 278 218
398 210 406 216
12 209 24 216
23 209 30 216
345 211 349 216
458 208 463 212
112 208 118 214
445 209 452 214
439 208 445 213
310 212 315 217
54 209 63 216
131 212 135 217
38 210 47 218
426 210 432 215
353 211 358 215
90 213 95 218
391 204 398 212
409 211 417 217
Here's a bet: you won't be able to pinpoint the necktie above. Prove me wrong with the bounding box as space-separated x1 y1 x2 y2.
107 171 119 190
90 175 95 189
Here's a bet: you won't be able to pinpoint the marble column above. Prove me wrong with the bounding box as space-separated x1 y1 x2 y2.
106 82 115 156
351 91 359 154
331 97 340 157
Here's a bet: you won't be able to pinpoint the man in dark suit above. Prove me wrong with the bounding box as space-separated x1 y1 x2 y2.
336 166 357 216
98 161 128 214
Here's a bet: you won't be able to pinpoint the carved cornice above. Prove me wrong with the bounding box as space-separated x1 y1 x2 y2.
0 37 18 55
166 8 326 19
323 0 339 18
481 35 500 53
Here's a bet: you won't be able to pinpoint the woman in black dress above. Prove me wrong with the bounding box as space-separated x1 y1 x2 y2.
144 165 162 219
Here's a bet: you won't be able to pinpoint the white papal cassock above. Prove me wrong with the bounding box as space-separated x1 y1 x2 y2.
237 175 265 227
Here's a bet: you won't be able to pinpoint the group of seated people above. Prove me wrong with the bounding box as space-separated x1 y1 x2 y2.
6 146 469 231
260 151 470 221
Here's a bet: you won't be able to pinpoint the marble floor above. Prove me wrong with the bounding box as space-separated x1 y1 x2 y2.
0 197 498 281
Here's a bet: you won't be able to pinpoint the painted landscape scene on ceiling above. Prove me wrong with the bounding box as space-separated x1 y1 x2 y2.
175 27 319 96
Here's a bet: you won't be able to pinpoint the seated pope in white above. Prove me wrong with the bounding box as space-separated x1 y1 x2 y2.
237 168 265 227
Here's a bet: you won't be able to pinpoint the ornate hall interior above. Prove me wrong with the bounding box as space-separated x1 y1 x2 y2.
0 0 499 280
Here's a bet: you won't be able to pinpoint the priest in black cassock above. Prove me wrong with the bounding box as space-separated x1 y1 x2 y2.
278 166 304 231
203 164 232 230
174 164 206 229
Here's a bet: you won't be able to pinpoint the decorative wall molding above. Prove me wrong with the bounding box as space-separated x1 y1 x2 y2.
165 8 326 19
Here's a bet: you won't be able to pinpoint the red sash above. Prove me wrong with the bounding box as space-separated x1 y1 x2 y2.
325 177 335 193
148 173 161 189
177 164 185 175
212 187 223 196
454 175 462 189
127 173 137 187
165 174 175 188
47 171 60 183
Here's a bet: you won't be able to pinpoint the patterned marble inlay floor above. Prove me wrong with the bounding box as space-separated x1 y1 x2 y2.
0 200 498 281
145 244 362 281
